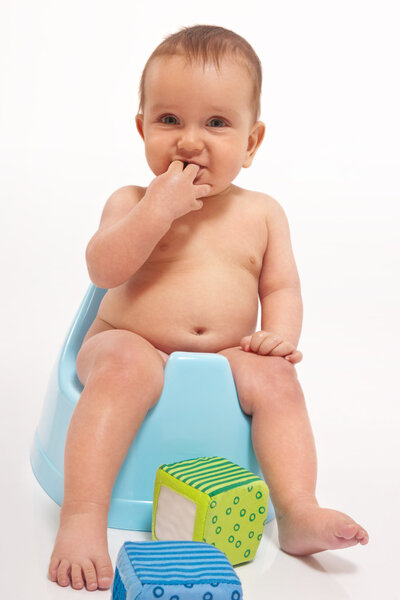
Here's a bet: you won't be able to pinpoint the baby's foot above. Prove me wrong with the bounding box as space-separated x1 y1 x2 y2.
277 504 369 556
48 502 114 590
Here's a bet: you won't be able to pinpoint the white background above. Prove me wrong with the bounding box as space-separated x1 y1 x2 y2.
1 0 399 598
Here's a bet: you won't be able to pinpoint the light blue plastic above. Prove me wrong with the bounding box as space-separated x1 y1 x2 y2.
30 284 275 531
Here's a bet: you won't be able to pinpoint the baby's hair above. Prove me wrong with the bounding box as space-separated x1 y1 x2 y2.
138 25 262 123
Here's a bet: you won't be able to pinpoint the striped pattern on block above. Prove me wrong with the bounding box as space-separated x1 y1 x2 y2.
160 456 260 497
112 541 242 600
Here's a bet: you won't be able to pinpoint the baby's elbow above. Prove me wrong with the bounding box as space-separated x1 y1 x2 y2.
87 266 122 290
85 240 118 289
87 267 110 290
86 261 108 290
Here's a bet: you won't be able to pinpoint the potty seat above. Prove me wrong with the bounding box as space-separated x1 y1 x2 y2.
30 284 275 530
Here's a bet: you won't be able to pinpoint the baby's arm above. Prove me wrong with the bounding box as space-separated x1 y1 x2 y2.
86 162 210 288
241 197 303 363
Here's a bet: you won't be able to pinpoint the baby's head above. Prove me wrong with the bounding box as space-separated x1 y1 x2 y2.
139 25 262 124
136 25 265 196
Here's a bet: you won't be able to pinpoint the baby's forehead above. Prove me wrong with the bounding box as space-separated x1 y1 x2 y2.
151 52 250 77
142 54 256 121
146 54 254 99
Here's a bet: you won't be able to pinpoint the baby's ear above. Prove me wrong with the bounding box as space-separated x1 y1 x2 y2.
243 121 265 168
135 114 145 140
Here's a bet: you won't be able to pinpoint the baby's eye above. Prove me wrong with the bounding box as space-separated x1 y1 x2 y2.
208 118 227 128
161 115 179 125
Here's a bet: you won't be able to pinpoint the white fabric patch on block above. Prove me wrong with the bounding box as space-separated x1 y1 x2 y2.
155 485 197 541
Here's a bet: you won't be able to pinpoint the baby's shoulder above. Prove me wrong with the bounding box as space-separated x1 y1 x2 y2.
105 184 147 209
235 186 286 220
106 185 146 207
98 185 146 228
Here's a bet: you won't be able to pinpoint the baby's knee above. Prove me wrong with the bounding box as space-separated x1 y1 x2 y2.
262 356 298 386
237 356 300 415
102 333 146 373
77 331 164 394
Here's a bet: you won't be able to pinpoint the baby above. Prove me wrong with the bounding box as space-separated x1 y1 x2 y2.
48 25 369 591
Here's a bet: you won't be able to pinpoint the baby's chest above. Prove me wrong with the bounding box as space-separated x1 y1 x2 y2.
151 213 267 273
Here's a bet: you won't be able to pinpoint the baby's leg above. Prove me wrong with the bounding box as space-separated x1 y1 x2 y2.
49 323 167 590
218 348 369 555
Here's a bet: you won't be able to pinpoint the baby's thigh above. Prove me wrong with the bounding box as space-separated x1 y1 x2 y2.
218 347 297 415
77 317 168 387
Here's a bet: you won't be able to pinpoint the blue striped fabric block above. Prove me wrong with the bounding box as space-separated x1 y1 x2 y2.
112 541 243 600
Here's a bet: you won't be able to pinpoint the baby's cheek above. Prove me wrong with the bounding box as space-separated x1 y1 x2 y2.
226 155 248 180
147 158 170 176
144 140 169 175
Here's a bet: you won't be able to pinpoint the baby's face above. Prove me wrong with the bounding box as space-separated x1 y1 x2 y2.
136 54 264 197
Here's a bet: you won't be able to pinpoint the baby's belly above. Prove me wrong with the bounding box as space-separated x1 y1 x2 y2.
97 264 259 354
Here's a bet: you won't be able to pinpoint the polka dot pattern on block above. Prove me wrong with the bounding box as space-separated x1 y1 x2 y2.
204 482 267 564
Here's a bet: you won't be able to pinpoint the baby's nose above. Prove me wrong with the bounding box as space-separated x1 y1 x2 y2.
177 127 204 153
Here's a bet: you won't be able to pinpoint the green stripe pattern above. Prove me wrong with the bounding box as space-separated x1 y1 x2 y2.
160 456 262 497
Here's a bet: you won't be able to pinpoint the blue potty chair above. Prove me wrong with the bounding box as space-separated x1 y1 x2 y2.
31 284 275 531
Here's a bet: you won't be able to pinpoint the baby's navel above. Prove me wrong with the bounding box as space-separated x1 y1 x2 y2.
249 255 256 264
193 327 206 335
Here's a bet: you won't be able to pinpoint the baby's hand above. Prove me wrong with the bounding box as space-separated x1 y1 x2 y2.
145 161 212 223
240 330 303 364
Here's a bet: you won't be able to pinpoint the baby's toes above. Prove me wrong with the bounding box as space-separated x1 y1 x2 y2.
356 527 369 545
56 558 71 587
71 563 85 590
337 521 359 540
82 559 98 591
95 556 114 589
48 555 60 582
335 517 369 547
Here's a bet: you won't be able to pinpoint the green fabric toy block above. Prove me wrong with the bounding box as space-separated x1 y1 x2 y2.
152 456 269 565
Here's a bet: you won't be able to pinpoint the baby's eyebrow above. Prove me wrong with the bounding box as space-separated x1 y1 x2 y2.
149 103 239 120
149 103 179 113
208 106 239 117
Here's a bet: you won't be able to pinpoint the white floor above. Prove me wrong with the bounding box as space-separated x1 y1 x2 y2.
3 445 398 600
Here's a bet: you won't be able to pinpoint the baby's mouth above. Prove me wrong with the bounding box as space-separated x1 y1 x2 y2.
181 161 205 181
182 161 204 169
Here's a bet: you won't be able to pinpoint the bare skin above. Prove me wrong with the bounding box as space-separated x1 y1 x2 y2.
49 325 167 590
49 55 368 590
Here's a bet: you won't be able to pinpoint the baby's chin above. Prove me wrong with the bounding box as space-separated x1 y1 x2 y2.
202 183 234 200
